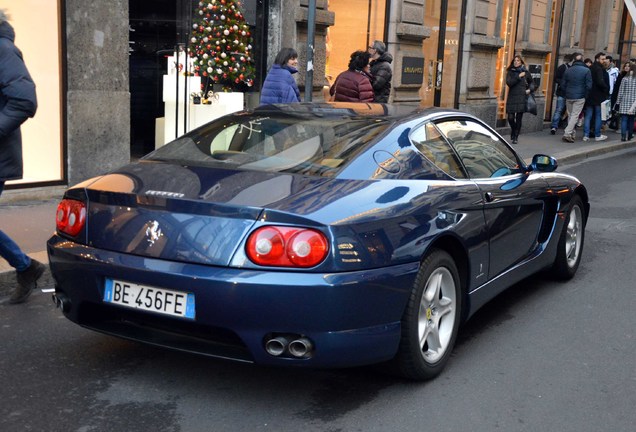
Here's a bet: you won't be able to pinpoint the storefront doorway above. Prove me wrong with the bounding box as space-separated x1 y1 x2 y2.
419 0 461 108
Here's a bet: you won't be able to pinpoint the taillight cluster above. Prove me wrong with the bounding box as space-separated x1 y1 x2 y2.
56 199 86 237
246 226 329 268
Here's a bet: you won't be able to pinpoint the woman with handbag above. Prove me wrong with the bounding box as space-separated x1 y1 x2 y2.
505 55 535 144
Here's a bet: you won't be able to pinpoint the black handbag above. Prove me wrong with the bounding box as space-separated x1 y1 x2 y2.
526 93 537 115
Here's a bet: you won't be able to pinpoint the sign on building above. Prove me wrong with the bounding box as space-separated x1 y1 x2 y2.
402 57 425 85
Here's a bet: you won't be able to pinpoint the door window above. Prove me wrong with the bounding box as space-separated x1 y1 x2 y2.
435 119 522 178
409 123 465 178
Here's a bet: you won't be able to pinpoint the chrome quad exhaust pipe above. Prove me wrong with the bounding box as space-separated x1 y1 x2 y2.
264 334 315 359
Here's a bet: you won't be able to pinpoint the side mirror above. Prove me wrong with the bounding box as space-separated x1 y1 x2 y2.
529 154 558 172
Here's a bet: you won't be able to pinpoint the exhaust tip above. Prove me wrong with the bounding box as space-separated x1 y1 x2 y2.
264 335 289 357
289 337 314 359
52 293 71 313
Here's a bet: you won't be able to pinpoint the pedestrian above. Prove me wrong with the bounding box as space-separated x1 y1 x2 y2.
329 50 374 103
583 52 609 142
505 54 534 144
609 62 630 131
259 47 301 105
367 40 393 103
560 52 592 142
616 62 636 141
0 9 46 304
607 56 620 95
550 54 573 134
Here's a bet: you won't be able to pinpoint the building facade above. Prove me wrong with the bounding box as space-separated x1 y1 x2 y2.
2 0 634 193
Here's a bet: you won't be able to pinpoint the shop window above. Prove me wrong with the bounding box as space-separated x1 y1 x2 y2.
4 1 63 187
325 0 386 87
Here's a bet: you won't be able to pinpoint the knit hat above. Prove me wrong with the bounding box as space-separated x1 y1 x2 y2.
371 40 386 54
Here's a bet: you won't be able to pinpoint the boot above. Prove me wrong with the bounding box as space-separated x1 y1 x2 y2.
10 259 47 304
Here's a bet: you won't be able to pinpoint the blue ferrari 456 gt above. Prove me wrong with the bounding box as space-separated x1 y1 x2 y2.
47 103 588 380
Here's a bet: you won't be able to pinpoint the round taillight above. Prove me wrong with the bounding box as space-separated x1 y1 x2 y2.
287 229 329 267
246 227 285 266
246 226 329 268
56 199 86 237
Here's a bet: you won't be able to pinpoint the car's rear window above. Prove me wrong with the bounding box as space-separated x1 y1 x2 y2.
144 114 391 177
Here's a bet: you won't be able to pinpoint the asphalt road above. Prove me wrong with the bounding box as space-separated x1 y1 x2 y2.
1 149 635 432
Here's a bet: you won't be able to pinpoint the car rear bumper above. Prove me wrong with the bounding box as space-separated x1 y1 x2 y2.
47 235 419 368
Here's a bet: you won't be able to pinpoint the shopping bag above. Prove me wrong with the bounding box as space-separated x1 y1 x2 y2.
601 99 612 121
525 93 537 115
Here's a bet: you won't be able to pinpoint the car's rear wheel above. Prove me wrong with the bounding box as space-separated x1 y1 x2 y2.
393 249 461 380
550 195 585 280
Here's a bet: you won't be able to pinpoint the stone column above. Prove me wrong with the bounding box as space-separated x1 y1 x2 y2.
458 0 504 125
65 0 130 185
388 0 429 103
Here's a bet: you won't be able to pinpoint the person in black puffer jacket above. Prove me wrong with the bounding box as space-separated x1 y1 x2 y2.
0 9 46 304
368 40 392 103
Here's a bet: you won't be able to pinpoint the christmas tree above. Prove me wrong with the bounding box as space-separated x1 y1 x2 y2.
189 0 255 92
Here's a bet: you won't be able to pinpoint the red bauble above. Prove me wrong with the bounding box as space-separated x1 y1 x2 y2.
203 71 208 76
235 78 240 84
216 46 221 51
226 46 231 51
239 74 244 80
207 44 212 49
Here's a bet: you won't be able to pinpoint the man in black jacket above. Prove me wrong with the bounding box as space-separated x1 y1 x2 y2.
550 54 572 134
368 40 393 103
0 9 46 303
583 52 610 141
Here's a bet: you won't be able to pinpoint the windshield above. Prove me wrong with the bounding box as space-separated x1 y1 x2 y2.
145 114 391 177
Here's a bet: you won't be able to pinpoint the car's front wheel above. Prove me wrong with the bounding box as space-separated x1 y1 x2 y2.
393 249 461 380
550 195 585 280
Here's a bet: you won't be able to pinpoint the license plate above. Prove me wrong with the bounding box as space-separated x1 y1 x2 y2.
104 279 195 320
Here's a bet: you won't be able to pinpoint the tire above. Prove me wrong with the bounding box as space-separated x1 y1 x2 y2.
550 195 585 280
393 249 461 381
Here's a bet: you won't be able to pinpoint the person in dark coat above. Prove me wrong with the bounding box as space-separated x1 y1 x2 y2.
560 52 592 142
329 50 374 103
505 54 535 144
0 9 46 304
368 40 393 103
259 47 301 105
583 52 609 141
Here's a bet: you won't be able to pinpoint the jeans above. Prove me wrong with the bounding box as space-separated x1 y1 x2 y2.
551 95 567 129
583 105 602 138
0 181 31 271
620 114 635 139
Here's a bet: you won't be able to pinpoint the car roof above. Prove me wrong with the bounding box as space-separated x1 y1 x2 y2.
251 102 463 123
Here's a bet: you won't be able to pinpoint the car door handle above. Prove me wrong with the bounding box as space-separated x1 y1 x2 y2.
484 192 494 202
